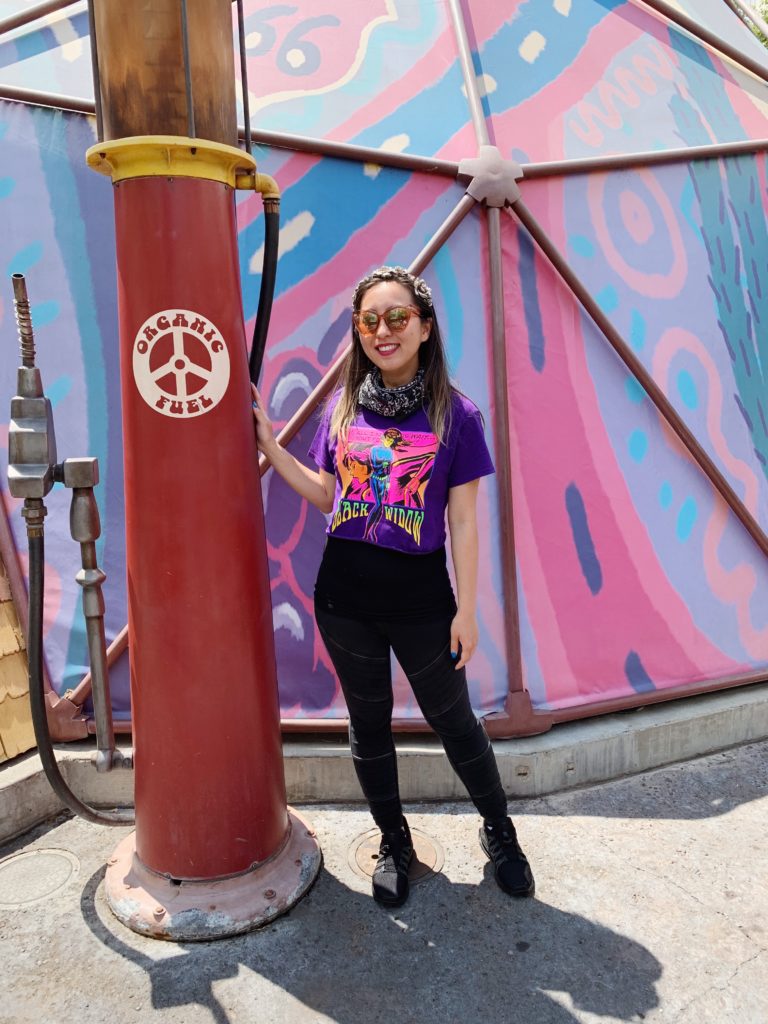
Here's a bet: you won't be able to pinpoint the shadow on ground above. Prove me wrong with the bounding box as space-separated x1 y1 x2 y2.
80 860 661 1024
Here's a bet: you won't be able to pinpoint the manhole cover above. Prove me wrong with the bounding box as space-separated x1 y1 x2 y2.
348 827 444 885
0 849 80 908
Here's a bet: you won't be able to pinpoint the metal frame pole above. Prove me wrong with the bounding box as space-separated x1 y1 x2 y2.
85 1 103 141
243 127 461 176
4 86 768 181
446 0 490 146
721 0 768 40
521 139 768 178
280 661 768 733
179 0 196 139
409 193 477 273
486 206 525 695
235 0 252 157
510 200 768 560
635 0 768 82
0 0 80 36
447 0 531 713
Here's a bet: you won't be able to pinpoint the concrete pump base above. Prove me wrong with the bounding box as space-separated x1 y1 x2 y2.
104 807 321 941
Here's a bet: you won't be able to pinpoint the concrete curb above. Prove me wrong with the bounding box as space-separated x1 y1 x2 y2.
2 682 767 844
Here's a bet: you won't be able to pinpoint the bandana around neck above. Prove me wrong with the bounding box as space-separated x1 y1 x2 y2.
357 367 426 420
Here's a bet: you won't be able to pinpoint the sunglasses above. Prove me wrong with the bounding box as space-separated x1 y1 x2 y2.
353 305 423 337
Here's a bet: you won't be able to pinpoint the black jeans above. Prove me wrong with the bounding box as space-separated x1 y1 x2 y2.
315 605 508 831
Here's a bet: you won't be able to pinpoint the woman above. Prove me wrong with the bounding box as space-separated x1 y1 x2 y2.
252 266 534 908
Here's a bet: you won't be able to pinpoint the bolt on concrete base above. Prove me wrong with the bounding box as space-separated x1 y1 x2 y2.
104 807 321 941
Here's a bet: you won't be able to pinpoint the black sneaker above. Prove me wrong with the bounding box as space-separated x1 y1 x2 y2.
480 817 535 897
372 818 413 907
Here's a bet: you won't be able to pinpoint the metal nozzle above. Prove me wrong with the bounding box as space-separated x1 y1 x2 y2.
12 273 36 369
7 273 56 498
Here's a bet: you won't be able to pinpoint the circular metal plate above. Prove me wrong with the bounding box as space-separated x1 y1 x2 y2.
348 827 444 885
0 849 80 908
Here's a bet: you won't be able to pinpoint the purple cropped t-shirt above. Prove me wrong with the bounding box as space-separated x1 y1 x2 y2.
309 391 494 557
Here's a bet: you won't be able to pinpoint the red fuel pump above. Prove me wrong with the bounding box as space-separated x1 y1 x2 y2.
81 132 321 938
6 0 324 940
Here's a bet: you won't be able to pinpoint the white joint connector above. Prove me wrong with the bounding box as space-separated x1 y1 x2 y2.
458 146 523 207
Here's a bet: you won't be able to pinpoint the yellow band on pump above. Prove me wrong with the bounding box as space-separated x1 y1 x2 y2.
85 136 257 186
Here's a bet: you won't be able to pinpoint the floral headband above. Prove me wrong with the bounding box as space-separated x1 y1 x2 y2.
353 266 433 310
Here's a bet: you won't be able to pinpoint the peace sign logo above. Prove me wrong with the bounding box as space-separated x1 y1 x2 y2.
133 309 230 419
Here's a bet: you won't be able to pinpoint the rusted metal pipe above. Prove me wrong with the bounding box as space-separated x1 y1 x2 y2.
510 200 768 561
5 86 768 183
0 0 79 36
486 206 525 695
85 0 103 141
91 0 236 143
544 665 768 725
0 85 95 115
0 84 462 172
244 126 461 178
279 664 767 734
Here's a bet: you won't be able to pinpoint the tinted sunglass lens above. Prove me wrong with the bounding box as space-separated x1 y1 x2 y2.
384 307 410 330
358 313 379 335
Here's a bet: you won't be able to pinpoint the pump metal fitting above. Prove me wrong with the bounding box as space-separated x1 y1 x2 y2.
21 498 47 539
8 391 58 499
13 272 36 367
56 457 119 773
8 276 58 499
61 456 99 491
235 171 281 215
458 145 523 207
7 277 133 820
234 170 281 200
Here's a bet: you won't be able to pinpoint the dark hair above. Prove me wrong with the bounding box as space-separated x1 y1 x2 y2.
383 427 409 448
330 266 454 440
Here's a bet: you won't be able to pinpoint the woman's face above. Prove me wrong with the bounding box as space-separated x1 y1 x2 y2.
348 457 370 481
356 281 431 388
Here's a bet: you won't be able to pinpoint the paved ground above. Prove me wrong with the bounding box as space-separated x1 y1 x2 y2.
1 740 767 1024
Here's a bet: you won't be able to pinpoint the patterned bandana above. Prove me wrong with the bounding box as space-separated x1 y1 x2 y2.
357 367 426 420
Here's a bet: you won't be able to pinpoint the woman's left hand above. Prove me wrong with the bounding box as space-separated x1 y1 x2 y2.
450 608 478 670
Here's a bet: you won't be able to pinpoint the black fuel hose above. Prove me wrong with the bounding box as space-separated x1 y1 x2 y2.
248 204 280 385
27 514 133 825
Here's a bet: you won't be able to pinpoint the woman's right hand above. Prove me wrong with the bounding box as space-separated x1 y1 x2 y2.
251 383 277 454
250 383 334 512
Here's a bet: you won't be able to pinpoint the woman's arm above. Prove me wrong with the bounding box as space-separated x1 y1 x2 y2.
252 384 336 513
447 477 480 670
